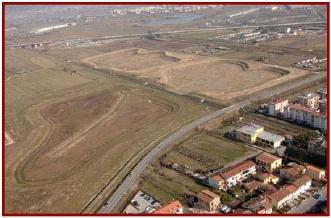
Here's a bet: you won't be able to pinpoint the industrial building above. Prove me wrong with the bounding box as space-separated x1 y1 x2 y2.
234 124 264 144
234 124 285 148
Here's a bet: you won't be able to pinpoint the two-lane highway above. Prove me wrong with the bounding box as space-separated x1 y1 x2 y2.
99 102 245 213
99 72 326 213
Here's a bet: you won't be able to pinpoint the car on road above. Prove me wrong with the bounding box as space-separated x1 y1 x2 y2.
104 202 109 207
313 193 321 199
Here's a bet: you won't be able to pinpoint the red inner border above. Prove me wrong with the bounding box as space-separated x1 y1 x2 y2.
2 2 330 216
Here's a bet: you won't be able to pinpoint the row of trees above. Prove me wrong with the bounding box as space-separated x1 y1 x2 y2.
284 144 326 168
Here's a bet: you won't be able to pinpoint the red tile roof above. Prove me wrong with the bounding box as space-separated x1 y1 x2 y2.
280 164 305 179
153 200 183 214
256 152 281 164
211 175 225 183
242 196 272 213
288 104 317 113
293 175 312 188
306 165 324 174
197 190 219 204
286 184 298 193
268 187 291 202
256 172 270 181
221 160 256 179
244 180 263 191
288 104 325 117
260 184 277 195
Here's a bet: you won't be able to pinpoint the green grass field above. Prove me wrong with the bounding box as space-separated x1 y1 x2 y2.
164 133 253 171
140 132 254 204
141 166 207 204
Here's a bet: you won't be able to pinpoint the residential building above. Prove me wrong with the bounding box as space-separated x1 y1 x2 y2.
196 190 220 212
235 124 264 144
292 175 312 195
241 196 273 214
311 113 327 132
220 160 257 188
260 183 277 195
279 163 306 181
243 180 263 193
267 185 297 209
283 104 326 131
207 174 226 190
227 199 242 210
255 131 285 148
233 208 254 214
255 172 279 184
123 190 161 214
286 184 300 199
268 99 289 116
306 165 326 181
153 200 183 214
298 93 320 109
284 104 314 124
255 152 282 172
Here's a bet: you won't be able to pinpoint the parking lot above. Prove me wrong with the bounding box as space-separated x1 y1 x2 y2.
287 186 326 214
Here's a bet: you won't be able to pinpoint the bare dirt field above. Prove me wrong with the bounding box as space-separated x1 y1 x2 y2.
83 48 180 71
5 59 210 213
5 48 58 79
85 48 309 102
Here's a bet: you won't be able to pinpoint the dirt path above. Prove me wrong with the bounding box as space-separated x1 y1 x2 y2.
5 66 54 82
47 93 126 158
10 90 124 186
11 99 56 185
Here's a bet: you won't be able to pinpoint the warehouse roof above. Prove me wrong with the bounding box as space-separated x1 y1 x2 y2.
257 131 285 143
236 124 263 135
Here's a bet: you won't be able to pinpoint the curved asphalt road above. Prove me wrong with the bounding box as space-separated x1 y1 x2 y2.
99 72 326 213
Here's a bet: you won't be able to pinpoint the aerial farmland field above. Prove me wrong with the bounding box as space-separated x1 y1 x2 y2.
85 48 309 102
5 48 211 213
4 4 327 215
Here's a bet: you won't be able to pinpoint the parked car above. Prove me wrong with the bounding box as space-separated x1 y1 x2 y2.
313 193 321 199
224 208 232 213
220 205 228 212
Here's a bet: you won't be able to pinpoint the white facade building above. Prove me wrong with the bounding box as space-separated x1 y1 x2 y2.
268 99 289 116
